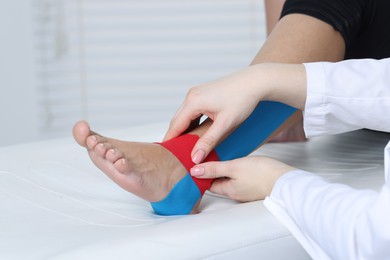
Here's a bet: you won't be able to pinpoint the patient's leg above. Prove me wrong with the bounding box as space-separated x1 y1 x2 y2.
253 14 345 142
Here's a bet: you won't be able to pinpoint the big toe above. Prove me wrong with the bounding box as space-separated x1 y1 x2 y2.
73 120 91 147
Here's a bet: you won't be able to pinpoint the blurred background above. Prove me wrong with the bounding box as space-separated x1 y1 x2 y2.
0 0 266 146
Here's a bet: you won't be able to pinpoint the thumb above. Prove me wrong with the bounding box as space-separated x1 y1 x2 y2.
191 119 230 164
190 161 233 179
190 161 235 198
208 178 234 198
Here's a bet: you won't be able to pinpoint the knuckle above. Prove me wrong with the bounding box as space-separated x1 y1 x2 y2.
185 87 204 112
187 86 201 102
208 163 218 179
219 116 236 132
217 115 229 126
200 135 218 149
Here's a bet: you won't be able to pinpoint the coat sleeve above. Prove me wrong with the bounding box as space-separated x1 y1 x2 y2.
303 58 390 138
265 166 390 259
264 58 390 259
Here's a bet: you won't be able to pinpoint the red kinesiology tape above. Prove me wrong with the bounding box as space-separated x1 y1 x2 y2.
159 134 219 195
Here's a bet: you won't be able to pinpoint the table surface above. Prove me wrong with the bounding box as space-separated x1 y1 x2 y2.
0 123 387 260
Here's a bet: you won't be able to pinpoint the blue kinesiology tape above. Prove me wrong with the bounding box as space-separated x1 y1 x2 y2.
150 173 201 215
151 101 297 215
215 101 297 160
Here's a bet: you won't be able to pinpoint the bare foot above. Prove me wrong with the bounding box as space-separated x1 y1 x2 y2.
72 121 195 209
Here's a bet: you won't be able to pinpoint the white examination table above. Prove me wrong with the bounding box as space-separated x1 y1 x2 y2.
0 123 387 259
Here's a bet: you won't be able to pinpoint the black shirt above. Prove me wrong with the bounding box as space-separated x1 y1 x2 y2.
282 0 390 59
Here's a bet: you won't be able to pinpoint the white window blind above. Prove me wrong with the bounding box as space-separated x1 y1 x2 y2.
33 0 266 139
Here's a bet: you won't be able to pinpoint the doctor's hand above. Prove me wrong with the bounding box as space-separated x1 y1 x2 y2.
190 156 296 201
163 63 306 164
164 65 267 164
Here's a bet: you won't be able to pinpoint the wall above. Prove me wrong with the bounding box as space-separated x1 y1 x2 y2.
0 0 39 146
0 0 265 146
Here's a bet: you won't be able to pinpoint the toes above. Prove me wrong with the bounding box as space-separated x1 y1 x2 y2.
94 142 113 157
106 148 124 163
86 135 98 150
86 134 106 149
73 120 105 148
85 134 112 157
73 121 91 147
114 158 131 174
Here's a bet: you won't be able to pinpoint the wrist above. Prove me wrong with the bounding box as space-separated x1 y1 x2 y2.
251 63 307 109
244 64 273 103
254 156 296 198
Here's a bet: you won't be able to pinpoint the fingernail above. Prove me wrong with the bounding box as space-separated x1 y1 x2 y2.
192 149 205 164
191 166 204 177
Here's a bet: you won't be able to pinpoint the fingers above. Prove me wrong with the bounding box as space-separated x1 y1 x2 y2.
190 160 234 179
163 111 192 142
191 120 230 164
163 100 203 141
208 178 233 198
190 160 238 200
183 116 202 134
165 111 232 165
163 121 189 142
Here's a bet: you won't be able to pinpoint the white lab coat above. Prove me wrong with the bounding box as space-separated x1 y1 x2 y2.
264 58 390 260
